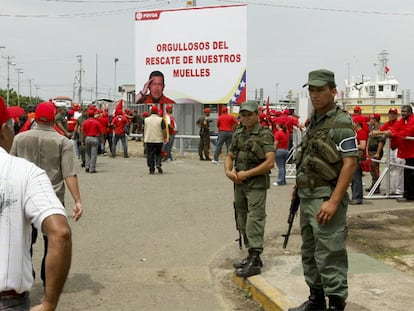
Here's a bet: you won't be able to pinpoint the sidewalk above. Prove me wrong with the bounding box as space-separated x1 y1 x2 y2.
233 195 414 311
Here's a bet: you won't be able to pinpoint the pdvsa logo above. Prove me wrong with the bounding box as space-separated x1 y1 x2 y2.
135 11 161 21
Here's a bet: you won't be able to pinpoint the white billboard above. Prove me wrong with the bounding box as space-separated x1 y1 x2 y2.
135 4 247 104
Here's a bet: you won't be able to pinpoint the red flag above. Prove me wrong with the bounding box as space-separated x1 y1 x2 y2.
385 66 390 74
115 99 123 111
265 96 270 118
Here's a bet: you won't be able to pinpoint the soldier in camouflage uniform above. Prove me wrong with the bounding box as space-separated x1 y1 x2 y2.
289 70 358 311
224 100 275 278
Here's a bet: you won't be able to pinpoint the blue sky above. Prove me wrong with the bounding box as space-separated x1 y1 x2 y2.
1 0 414 103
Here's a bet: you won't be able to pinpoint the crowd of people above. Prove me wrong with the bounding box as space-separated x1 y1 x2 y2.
1 66 413 310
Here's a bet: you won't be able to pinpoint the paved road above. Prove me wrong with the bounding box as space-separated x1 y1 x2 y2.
30 153 289 310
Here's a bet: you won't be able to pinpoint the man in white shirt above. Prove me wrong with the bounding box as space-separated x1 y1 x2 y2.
144 105 167 174
0 96 72 311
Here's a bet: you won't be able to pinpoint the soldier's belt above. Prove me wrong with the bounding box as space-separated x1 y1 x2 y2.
296 177 333 189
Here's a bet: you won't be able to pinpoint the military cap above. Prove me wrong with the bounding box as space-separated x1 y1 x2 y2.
303 69 336 87
240 100 259 112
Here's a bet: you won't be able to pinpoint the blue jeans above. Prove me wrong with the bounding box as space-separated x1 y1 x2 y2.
85 136 99 171
165 134 175 160
112 134 128 157
214 131 233 161
275 148 288 185
351 164 363 202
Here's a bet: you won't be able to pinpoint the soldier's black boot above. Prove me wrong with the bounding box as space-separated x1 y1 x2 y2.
327 296 346 310
233 249 263 269
235 250 262 278
288 287 326 311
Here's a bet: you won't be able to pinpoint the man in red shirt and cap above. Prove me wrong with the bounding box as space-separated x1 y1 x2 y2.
384 105 414 202
82 108 103 173
111 108 129 158
212 106 237 164
371 107 404 195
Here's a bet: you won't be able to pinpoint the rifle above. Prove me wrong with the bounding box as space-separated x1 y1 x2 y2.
234 200 243 249
282 187 300 249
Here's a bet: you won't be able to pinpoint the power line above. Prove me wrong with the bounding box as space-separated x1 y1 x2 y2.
212 0 414 17
0 0 176 18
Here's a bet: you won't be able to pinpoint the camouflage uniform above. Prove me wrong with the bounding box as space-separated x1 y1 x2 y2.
231 122 274 252
295 106 358 301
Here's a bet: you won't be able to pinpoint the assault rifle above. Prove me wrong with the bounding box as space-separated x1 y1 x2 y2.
282 187 300 249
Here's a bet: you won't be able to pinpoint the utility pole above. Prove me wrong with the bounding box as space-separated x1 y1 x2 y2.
28 79 33 104
95 54 98 102
4 56 15 106
114 57 119 101
35 84 40 98
77 55 83 104
16 68 24 106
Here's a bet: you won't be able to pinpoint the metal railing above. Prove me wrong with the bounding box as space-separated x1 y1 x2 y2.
364 136 413 199
129 133 218 156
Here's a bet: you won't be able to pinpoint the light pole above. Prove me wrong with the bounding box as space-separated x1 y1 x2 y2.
6 57 16 106
16 68 24 106
114 58 119 101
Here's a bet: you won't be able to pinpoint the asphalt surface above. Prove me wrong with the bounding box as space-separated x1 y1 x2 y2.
28 143 414 311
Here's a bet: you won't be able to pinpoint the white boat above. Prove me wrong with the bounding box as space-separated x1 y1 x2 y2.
338 50 407 117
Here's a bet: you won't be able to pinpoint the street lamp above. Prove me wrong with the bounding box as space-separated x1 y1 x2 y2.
114 58 119 101
16 68 24 106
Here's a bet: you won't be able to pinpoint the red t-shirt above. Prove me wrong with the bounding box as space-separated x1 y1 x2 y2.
274 130 289 149
356 128 368 159
111 114 129 135
391 114 414 159
98 116 109 135
380 120 397 150
82 118 102 137
217 113 237 132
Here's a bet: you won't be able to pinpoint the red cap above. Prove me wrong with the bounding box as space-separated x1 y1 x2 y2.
35 102 57 123
166 105 173 111
203 108 210 113
142 111 149 117
370 113 381 121
0 96 10 126
352 115 366 124
221 107 228 113
150 105 158 114
353 106 362 112
388 107 398 114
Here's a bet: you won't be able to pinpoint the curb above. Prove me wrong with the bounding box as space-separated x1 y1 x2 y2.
232 273 296 311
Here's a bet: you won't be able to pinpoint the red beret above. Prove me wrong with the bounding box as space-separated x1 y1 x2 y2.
35 102 56 123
